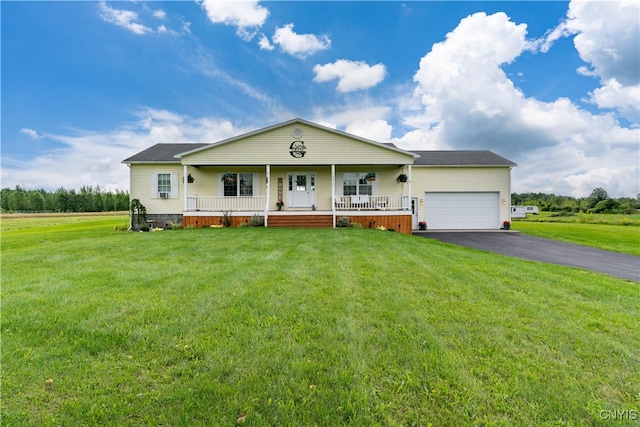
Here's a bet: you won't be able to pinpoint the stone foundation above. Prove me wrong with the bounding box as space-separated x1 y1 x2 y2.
145 214 183 229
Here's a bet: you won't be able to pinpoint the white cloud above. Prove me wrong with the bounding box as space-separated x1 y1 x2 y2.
345 119 393 142
152 9 167 19
199 0 268 41
97 1 151 35
530 21 570 53
590 79 640 121
313 60 386 93
564 0 639 122
396 10 638 197
20 128 41 139
314 106 392 131
258 33 274 51
272 23 331 58
2 110 244 192
566 0 639 86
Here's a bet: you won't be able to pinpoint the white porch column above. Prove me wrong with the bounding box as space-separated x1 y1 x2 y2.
183 164 188 212
331 164 336 227
264 165 270 227
407 164 412 210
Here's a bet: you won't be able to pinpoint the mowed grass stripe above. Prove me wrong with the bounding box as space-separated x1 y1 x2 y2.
1 217 639 425
513 220 640 256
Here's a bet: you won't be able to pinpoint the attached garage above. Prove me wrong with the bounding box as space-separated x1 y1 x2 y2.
424 192 500 230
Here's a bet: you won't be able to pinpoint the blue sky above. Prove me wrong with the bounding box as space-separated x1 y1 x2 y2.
2 0 638 197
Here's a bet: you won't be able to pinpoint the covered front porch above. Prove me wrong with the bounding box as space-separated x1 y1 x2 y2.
185 194 411 212
181 164 414 233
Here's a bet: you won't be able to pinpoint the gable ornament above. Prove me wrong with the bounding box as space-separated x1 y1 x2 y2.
289 140 306 158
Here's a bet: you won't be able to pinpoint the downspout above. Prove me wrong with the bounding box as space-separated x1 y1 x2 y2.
331 164 336 228
264 165 270 227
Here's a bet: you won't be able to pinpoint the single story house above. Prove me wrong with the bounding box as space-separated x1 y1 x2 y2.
122 118 517 234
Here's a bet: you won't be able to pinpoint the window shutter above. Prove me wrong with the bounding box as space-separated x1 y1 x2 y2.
372 173 379 195
217 173 224 196
252 173 261 196
335 173 343 196
170 173 179 198
150 174 158 198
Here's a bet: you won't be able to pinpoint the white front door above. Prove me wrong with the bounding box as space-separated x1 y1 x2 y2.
288 173 316 208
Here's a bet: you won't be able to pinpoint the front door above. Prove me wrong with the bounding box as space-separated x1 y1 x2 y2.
288 173 316 208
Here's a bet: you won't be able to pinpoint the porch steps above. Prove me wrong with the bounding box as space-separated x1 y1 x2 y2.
267 214 333 228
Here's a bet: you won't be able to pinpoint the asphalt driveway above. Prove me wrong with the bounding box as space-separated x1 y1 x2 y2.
415 231 640 282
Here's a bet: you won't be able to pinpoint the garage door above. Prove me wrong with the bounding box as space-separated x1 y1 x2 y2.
424 192 499 230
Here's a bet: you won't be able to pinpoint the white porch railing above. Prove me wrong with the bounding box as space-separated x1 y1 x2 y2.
186 195 409 212
333 195 410 211
187 196 267 212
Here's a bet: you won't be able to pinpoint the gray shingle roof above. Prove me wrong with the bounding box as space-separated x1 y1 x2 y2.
411 150 517 167
122 143 208 163
122 144 516 167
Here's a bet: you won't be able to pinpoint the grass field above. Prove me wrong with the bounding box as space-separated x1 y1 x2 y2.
514 211 640 225
512 212 640 256
2 215 639 426
513 222 640 256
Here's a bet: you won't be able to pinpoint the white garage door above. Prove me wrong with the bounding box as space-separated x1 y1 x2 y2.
424 192 500 230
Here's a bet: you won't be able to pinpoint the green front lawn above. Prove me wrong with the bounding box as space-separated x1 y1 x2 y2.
2 217 639 425
512 220 640 256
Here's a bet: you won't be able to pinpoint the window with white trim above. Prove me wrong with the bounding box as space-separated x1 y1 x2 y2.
151 172 178 199
343 172 372 196
158 173 171 193
224 173 254 197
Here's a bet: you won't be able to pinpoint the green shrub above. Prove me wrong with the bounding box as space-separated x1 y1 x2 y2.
549 212 574 218
350 222 363 228
236 222 249 228
250 215 265 227
336 216 351 227
222 211 232 227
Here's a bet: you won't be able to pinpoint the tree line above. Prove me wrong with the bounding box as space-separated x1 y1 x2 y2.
2 185 638 215
1 186 130 213
512 188 640 214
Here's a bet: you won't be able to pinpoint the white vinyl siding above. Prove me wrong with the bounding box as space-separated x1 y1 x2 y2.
130 165 183 215
181 125 415 166
411 167 512 227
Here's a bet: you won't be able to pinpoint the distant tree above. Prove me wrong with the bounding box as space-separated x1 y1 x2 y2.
592 199 620 213
1 188 11 211
588 187 609 208
55 188 70 212
9 186 28 211
114 190 130 211
102 192 115 211
30 191 46 211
